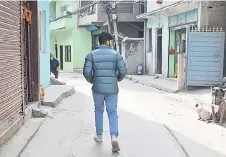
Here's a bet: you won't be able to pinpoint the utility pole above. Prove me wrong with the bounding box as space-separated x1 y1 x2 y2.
111 2 120 52
101 1 120 51
101 1 113 34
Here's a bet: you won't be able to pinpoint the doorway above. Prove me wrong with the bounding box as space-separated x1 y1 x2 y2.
175 28 186 55
60 45 63 70
92 35 99 50
55 44 58 59
156 28 162 74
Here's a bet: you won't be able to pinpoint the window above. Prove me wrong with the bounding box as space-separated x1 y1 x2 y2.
139 1 145 13
39 10 45 52
148 28 152 52
65 45 71 62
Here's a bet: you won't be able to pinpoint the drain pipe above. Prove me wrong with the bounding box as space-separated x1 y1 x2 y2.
143 19 147 75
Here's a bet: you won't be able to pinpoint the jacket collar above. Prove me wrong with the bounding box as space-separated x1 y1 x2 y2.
98 45 111 49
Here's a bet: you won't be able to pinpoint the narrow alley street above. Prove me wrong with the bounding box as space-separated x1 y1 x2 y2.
20 73 226 157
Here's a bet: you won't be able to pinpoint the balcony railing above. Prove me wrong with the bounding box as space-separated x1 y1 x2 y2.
78 3 97 18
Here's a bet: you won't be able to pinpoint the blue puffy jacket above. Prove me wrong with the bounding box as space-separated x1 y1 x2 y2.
83 45 127 94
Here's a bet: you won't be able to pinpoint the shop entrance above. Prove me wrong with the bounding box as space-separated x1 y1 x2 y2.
168 28 186 78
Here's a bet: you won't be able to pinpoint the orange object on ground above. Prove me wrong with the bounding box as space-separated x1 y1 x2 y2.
40 85 45 102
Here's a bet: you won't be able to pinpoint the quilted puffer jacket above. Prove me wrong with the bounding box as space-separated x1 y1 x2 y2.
83 45 127 94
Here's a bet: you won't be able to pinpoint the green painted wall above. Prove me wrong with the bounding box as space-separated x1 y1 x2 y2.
50 36 55 56
50 1 91 72
49 1 56 20
73 28 92 69
55 1 77 18
169 31 175 77
50 30 74 72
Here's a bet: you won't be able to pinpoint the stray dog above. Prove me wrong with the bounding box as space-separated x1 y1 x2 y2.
211 87 226 125
195 103 212 123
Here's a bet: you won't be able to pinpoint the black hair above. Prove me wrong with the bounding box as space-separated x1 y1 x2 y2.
99 32 113 45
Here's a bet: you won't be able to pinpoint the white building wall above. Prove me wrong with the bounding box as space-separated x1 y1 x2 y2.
145 1 201 77
146 16 169 77
147 1 181 12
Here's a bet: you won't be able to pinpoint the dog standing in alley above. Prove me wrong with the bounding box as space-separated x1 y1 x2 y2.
211 87 226 125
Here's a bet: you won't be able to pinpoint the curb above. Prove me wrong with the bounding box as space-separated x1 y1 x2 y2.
0 118 46 157
42 87 75 108
16 118 46 157
125 75 179 93
50 77 66 85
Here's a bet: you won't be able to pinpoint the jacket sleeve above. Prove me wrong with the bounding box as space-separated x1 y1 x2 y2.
117 52 127 82
83 53 93 84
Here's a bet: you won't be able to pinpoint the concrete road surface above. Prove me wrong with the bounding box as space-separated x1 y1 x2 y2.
20 73 226 157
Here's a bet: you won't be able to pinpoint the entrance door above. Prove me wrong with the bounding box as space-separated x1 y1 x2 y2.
60 45 63 70
55 44 58 59
156 28 162 74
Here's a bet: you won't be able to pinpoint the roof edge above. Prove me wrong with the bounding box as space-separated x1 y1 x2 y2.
136 0 186 19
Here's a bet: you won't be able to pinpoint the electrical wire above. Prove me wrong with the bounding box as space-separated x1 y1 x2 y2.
126 22 144 31
103 0 145 31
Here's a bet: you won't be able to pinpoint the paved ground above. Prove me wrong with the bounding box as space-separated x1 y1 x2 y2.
127 75 178 93
20 73 226 157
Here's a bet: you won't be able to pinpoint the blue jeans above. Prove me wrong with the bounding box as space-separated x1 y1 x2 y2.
92 92 118 137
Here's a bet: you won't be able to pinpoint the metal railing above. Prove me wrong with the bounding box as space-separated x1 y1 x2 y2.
78 3 97 18
50 2 98 22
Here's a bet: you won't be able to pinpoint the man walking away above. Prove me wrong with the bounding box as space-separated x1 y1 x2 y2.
50 53 60 79
83 32 127 152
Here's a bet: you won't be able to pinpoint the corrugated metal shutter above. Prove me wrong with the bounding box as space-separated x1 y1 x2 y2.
0 1 23 133
187 31 225 86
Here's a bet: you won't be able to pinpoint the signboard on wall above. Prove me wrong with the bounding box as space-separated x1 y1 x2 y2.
168 9 198 27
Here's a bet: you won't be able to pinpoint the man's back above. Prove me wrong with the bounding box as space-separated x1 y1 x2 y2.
83 32 126 152
83 45 126 94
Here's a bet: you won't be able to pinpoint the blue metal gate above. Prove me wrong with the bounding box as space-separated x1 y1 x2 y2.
187 31 225 86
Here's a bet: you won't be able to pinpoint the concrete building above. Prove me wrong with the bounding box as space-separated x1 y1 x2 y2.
138 1 199 77
49 0 91 72
39 1 50 88
138 1 226 88
77 0 145 50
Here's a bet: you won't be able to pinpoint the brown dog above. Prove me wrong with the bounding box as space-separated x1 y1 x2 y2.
211 87 226 125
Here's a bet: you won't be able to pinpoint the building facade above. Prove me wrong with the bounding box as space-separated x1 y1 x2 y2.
77 1 145 50
139 1 226 88
139 1 200 77
50 0 91 72
39 1 50 88
0 1 40 146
